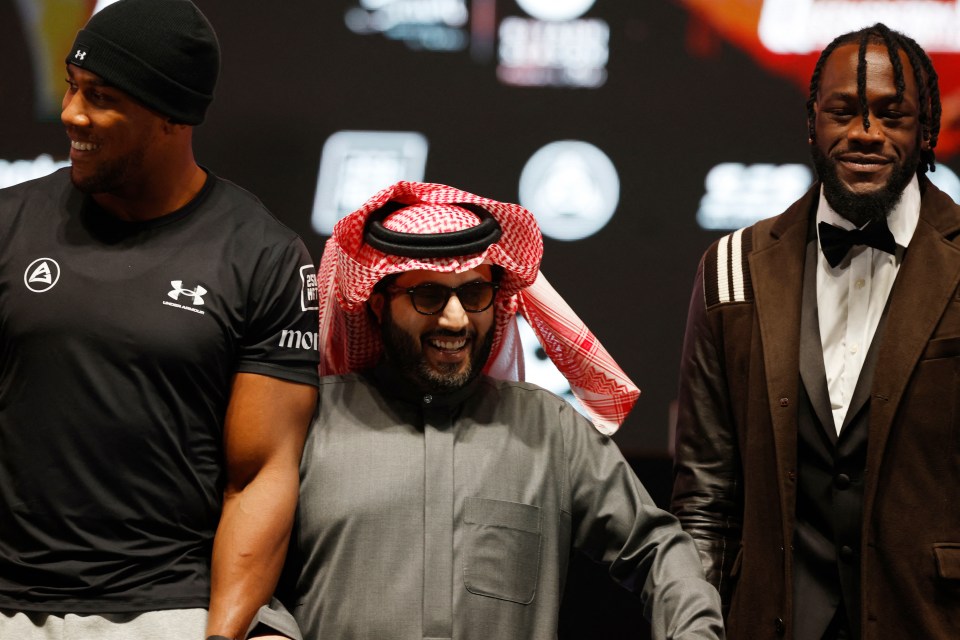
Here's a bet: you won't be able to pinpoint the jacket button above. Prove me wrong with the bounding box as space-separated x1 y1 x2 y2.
834 473 851 489
840 545 855 562
774 617 786 635
779 397 790 407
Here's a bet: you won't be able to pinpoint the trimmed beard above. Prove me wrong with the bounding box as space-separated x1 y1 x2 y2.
811 142 919 226
70 145 145 195
380 303 494 393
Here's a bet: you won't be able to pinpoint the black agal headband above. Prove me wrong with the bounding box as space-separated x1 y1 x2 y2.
363 201 503 258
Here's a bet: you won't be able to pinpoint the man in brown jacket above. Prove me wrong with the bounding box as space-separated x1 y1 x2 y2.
672 23 960 640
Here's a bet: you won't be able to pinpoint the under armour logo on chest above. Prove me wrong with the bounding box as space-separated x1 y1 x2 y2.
168 281 207 306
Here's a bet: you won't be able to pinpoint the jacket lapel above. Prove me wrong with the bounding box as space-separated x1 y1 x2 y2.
799 238 838 443
863 180 960 516
749 186 818 532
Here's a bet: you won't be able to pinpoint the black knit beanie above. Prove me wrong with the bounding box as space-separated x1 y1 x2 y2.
65 0 220 125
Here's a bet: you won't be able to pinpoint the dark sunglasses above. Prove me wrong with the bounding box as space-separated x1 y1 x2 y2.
388 281 499 315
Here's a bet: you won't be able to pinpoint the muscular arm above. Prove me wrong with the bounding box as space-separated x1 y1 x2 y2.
670 259 743 604
204 372 316 639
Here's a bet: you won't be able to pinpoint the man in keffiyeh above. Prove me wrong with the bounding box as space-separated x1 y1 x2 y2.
262 182 724 640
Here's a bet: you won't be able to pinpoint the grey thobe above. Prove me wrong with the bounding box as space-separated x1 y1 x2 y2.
283 367 723 639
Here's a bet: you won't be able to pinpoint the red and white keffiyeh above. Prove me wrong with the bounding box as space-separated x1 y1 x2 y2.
316 181 639 434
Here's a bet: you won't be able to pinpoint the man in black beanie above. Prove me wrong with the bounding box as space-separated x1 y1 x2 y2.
0 1 318 639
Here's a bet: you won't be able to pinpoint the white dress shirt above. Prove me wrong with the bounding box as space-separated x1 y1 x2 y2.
816 176 920 434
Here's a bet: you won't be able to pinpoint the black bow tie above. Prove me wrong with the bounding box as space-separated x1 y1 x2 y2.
818 219 897 268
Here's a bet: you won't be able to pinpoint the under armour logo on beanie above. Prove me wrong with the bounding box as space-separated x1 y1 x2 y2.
64 0 220 125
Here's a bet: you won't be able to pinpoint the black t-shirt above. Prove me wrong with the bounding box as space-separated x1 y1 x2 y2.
0 169 319 612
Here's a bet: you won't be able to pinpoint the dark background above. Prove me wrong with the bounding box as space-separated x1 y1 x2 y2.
0 0 820 458
2 2 958 634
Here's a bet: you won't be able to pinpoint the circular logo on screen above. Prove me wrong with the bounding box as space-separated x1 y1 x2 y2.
515 0 596 21
519 140 620 241
24 257 61 293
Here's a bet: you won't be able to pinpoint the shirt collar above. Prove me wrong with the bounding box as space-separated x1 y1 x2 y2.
816 174 920 249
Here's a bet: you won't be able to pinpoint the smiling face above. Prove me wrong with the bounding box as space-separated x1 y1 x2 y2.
811 42 925 226
61 64 167 196
370 266 496 393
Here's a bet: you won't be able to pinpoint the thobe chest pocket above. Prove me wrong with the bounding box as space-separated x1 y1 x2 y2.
462 497 541 605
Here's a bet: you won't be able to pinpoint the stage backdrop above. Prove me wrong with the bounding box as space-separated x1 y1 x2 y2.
3 0 959 457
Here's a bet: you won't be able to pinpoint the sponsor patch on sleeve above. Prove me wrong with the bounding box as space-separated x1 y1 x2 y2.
300 264 319 311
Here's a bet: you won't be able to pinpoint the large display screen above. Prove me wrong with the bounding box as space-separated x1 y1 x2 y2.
3 0 958 456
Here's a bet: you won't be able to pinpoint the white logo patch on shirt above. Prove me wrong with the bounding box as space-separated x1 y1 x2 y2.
163 280 207 315
278 328 319 351
24 258 61 293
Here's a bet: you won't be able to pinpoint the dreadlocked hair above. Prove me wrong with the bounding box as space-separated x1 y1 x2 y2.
806 23 941 174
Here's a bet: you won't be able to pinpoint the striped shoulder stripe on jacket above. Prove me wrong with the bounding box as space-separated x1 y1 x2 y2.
703 226 754 309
